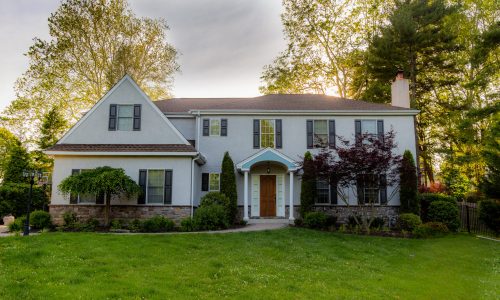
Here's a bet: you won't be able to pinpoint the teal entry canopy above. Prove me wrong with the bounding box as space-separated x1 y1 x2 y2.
236 148 299 172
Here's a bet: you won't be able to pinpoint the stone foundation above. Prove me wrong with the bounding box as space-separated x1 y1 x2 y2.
237 205 399 225
49 205 191 226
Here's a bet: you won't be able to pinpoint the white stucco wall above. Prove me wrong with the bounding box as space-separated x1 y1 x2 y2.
169 117 196 140
51 155 193 206
190 114 417 207
61 77 187 145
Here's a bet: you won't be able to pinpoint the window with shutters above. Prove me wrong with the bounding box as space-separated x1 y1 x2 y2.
117 105 134 131
147 170 165 204
357 174 381 205
315 180 330 204
313 120 328 148
361 120 377 136
210 119 221 136
260 119 275 148
209 173 220 191
71 169 98 204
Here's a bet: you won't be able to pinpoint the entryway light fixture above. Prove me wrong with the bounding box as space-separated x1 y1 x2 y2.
266 162 271 174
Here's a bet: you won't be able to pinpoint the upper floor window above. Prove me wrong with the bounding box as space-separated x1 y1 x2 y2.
203 118 227 137
253 119 282 149
109 104 141 131
355 119 383 145
361 120 377 135
307 120 335 149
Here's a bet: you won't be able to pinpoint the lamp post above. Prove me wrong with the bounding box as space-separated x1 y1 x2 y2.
23 170 42 236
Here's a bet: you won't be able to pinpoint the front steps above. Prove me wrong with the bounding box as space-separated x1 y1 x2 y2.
247 218 291 225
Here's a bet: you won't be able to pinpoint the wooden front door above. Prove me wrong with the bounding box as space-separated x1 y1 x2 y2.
260 175 276 217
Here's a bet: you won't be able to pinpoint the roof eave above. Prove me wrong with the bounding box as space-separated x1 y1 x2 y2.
185 109 420 116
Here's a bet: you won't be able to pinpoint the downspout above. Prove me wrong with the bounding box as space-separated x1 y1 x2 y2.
190 156 195 218
191 111 201 217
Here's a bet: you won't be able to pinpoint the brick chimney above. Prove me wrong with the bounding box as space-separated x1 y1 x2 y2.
391 70 410 108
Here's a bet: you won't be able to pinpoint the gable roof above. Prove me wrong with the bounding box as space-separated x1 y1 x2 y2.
236 148 299 172
154 94 417 114
57 75 191 145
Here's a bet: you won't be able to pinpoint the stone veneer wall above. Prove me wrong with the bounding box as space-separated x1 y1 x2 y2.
49 205 191 225
237 205 399 224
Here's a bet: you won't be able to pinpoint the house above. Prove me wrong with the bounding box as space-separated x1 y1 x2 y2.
45 73 419 225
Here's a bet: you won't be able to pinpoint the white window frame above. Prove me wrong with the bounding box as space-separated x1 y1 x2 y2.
313 119 329 148
209 173 220 191
315 180 331 205
359 174 381 205
260 119 276 148
73 169 97 204
145 169 166 204
117 104 134 131
361 120 377 135
209 119 221 136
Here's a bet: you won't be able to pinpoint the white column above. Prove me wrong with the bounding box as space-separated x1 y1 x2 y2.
289 171 295 221
243 171 249 221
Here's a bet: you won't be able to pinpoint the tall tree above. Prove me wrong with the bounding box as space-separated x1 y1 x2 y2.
38 106 68 150
1 0 179 145
0 128 20 181
361 0 460 183
260 0 394 97
220 152 238 222
3 142 32 184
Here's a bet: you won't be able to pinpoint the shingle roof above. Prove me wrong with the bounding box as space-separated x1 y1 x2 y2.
154 94 412 113
45 144 196 152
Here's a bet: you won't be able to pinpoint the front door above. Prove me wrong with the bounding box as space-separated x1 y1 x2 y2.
260 175 276 217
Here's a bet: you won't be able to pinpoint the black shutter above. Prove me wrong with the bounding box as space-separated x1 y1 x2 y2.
253 120 260 149
275 119 282 148
355 120 361 146
328 120 336 148
202 119 209 136
138 170 147 204
133 104 141 131
164 170 173 205
69 169 79 204
109 104 117 131
357 175 364 205
330 180 337 205
221 119 228 136
201 173 209 191
377 120 384 141
306 120 313 149
96 192 104 205
379 174 387 205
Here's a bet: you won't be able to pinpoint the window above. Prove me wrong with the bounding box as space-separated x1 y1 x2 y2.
70 169 102 204
117 105 134 131
209 173 220 191
210 119 221 136
260 119 275 148
357 174 381 205
316 180 330 204
313 120 328 147
147 170 165 204
361 120 377 136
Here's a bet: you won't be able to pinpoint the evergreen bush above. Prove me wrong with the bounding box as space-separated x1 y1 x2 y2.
0 183 49 218
300 151 316 216
419 193 456 222
220 152 238 223
30 210 52 229
428 201 460 232
8 216 26 232
478 200 500 235
397 213 422 231
303 212 328 229
193 204 229 231
399 150 419 214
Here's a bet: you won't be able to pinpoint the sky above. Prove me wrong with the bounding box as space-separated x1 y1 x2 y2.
0 0 286 110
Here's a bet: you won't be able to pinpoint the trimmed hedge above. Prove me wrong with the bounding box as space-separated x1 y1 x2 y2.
479 200 500 235
428 201 460 232
419 193 456 222
193 204 229 231
397 213 422 231
413 222 449 238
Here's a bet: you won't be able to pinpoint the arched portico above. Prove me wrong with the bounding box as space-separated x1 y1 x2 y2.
236 148 299 222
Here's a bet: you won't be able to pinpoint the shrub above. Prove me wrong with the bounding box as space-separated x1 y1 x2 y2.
30 210 52 229
294 218 304 227
370 217 385 229
397 213 422 231
128 219 142 232
303 212 328 229
428 201 460 232
220 152 238 223
464 191 485 203
142 215 175 232
110 219 123 230
180 217 195 232
199 192 232 222
443 168 471 201
8 216 26 232
193 204 229 231
80 218 99 232
399 150 419 214
326 215 337 228
0 183 49 218
479 200 500 235
347 215 359 229
63 211 78 228
419 193 456 222
413 222 449 238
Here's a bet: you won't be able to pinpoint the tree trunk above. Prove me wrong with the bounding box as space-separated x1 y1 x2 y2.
104 192 111 227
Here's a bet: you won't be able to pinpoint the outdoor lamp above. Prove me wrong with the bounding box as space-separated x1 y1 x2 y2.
22 170 43 236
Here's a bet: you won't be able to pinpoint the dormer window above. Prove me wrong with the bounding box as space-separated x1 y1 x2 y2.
109 104 141 131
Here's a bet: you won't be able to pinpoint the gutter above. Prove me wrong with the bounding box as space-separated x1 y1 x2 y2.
186 109 420 116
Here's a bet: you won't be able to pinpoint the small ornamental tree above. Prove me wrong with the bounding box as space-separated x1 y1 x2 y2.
311 130 401 231
300 151 316 217
58 166 140 226
220 152 238 223
399 150 419 214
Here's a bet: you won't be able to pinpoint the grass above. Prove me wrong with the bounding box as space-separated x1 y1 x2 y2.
0 228 498 299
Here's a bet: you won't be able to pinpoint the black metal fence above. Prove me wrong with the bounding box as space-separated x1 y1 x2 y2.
459 202 495 236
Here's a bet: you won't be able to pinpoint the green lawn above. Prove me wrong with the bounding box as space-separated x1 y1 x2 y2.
0 228 498 299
